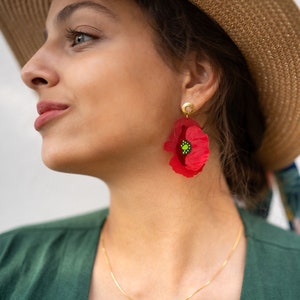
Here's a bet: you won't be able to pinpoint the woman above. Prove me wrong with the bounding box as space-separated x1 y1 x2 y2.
0 0 300 299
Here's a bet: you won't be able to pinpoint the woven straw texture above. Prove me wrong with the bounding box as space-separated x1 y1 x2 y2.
0 0 300 170
190 0 300 170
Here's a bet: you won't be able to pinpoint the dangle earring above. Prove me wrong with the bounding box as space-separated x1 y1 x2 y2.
164 102 210 177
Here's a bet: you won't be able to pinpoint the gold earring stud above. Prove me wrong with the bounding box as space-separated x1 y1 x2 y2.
181 102 195 118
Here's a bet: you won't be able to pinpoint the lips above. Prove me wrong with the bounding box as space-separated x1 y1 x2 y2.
34 101 69 131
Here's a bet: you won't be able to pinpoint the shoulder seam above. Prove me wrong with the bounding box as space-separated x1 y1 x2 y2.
246 233 300 251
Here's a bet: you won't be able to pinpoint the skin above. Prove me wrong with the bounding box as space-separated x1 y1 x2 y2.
21 0 246 299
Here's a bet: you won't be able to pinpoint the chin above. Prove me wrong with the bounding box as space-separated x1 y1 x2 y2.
42 152 75 173
41 146 107 178
41 144 82 173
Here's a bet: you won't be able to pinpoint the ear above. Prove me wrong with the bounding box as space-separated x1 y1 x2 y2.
181 52 220 112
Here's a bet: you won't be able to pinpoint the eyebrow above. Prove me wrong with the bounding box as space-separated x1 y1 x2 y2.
56 1 118 24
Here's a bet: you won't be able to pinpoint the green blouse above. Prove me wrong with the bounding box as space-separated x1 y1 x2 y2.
1 208 300 299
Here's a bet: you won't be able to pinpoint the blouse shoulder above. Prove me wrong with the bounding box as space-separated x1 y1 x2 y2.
239 208 300 299
0 207 108 258
239 208 300 250
0 208 108 299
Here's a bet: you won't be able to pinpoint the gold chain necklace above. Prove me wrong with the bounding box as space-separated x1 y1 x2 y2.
102 226 243 300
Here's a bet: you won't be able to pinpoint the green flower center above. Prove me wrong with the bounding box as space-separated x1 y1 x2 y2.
180 140 192 155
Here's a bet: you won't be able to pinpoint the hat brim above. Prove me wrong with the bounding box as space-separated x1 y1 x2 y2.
1 0 300 170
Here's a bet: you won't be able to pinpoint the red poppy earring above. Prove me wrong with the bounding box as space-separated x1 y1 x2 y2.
164 102 210 177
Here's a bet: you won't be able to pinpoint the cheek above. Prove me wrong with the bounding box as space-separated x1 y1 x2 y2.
68 47 181 134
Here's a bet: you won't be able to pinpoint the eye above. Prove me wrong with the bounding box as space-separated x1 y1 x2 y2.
65 28 97 47
74 32 93 45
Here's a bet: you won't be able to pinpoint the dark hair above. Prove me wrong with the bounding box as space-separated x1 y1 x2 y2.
135 0 268 207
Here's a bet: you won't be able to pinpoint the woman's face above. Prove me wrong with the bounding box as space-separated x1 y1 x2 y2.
21 0 184 179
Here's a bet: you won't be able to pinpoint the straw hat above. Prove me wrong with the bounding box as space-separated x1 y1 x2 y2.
0 0 300 171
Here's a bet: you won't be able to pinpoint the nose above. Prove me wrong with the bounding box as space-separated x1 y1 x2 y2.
21 45 59 91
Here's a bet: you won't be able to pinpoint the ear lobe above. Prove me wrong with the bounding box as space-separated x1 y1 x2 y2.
182 54 220 112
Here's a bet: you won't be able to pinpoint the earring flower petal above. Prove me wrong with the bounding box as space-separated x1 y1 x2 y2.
164 118 209 177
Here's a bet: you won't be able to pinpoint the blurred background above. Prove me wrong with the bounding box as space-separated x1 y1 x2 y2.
0 0 300 233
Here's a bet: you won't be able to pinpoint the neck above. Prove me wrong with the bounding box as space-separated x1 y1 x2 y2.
103 153 242 259
92 154 245 299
